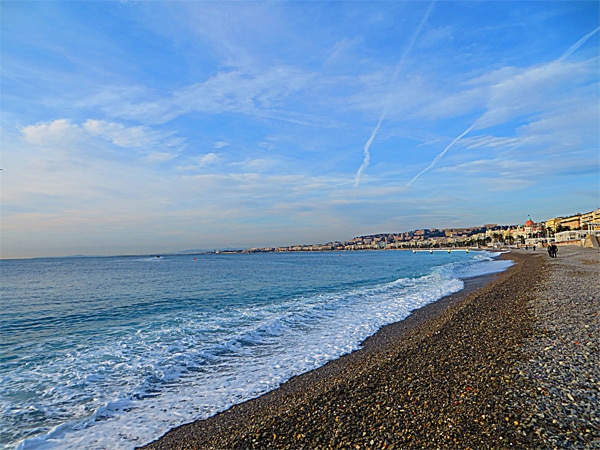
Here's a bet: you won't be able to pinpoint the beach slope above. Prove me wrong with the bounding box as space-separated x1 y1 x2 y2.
142 247 599 449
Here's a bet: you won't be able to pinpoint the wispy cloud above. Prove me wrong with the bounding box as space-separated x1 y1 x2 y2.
462 135 524 150
176 152 221 171
214 141 230 149
83 67 317 126
22 119 86 147
22 118 183 158
83 119 149 148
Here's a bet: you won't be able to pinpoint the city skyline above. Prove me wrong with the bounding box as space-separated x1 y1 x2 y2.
239 207 600 252
1 2 599 258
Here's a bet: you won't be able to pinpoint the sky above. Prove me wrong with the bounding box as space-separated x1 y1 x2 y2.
1 1 599 258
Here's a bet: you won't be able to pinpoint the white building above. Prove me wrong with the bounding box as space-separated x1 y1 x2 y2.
555 229 600 246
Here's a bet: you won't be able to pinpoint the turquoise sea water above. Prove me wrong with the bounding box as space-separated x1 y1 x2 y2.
0 250 512 449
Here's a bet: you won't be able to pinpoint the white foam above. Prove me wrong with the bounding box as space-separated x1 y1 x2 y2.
13 272 466 449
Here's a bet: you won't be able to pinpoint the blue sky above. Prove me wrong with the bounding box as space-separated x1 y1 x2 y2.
1 1 599 258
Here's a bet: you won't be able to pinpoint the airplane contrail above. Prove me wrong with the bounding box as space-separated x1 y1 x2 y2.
405 121 476 188
353 1 435 189
557 26 600 62
404 26 600 189
353 115 382 188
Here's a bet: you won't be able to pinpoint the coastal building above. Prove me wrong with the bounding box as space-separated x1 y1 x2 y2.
503 225 525 244
581 208 600 230
559 214 582 230
545 209 599 234
555 230 588 243
555 229 600 247
545 217 563 232
553 210 600 247
524 218 535 236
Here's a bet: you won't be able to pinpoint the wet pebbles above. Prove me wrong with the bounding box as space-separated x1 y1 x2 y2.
142 248 599 449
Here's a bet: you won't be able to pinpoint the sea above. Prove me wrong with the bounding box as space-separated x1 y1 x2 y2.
0 250 512 449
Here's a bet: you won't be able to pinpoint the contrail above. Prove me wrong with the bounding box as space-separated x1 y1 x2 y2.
405 121 476 188
557 26 599 62
353 115 382 188
353 1 435 189
404 26 600 189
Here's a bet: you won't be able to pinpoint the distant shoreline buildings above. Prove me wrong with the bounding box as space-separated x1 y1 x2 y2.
239 208 600 253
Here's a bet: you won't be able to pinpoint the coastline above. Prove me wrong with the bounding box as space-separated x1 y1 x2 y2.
142 247 599 449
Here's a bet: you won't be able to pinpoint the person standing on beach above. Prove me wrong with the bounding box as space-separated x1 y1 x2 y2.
548 244 558 258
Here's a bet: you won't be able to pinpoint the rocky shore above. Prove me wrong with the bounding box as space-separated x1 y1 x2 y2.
142 247 599 449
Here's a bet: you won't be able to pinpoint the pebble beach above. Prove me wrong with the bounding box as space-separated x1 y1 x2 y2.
142 247 599 449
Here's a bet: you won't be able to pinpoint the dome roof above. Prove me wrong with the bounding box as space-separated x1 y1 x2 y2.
525 219 535 227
